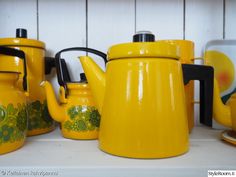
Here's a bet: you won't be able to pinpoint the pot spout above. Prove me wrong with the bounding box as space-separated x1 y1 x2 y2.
40 81 66 122
79 56 105 114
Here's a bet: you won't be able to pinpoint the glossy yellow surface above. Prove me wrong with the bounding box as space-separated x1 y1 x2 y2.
80 57 105 114
80 41 189 158
160 40 194 64
0 38 55 136
0 38 45 49
0 140 24 155
0 73 27 155
159 40 194 133
108 41 180 60
42 82 99 140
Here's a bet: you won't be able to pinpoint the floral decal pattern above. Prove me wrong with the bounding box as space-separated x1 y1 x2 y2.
28 100 54 131
0 103 27 145
64 105 100 132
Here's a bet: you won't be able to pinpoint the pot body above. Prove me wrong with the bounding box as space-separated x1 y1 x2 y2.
99 58 189 158
0 38 55 136
60 83 100 139
0 73 27 155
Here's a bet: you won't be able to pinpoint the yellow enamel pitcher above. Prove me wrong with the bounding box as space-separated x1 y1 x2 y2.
160 40 214 132
41 47 106 139
0 47 28 154
79 33 189 158
0 29 54 136
164 40 195 132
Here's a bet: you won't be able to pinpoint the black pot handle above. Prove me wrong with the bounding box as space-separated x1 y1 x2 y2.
45 57 70 83
182 64 214 127
45 57 55 75
54 47 107 97
0 46 27 91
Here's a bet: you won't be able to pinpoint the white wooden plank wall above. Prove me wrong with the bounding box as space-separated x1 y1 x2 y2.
88 0 135 70
38 0 86 95
0 0 37 39
225 0 236 39
0 0 236 123
136 0 183 39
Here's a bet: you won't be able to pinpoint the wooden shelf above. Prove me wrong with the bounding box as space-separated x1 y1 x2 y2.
0 126 235 177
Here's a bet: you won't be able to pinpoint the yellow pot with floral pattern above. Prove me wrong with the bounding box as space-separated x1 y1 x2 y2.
0 29 55 136
41 81 100 139
0 47 28 155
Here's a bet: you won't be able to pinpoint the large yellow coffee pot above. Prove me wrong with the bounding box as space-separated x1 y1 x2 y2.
79 34 189 158
0 29 55 136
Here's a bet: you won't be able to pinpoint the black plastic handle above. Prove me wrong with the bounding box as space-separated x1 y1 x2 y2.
54 47 107 97
182 64 214 127
45 57 71 83
0 46 27 91
45 57 55 75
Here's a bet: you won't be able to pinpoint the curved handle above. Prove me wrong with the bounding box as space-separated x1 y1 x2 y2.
54 47 107 96
0 46 27 91
182 64 214 127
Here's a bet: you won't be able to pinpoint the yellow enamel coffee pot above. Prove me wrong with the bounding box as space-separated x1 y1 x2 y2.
79 33 189 158
162 40 195 132
160 40 214 132
0 29 55 136
41 47 106 139
0 47 28 154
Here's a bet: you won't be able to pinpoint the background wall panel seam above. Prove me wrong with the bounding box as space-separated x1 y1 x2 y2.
183 0 186 40
134 0 137 33
223 0 226 39
86 0 88 50
36 0 39 40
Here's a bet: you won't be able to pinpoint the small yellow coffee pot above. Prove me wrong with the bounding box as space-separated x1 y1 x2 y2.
41 47 106 139
79 32 189 158
0 47 28 154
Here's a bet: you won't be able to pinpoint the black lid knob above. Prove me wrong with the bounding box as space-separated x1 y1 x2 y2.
16 28 27 38
80 73 87 82
133 31 155 42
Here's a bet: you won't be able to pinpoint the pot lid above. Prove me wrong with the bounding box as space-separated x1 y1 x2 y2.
0 38 45 49
108 32 179 60
0 28 45 49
